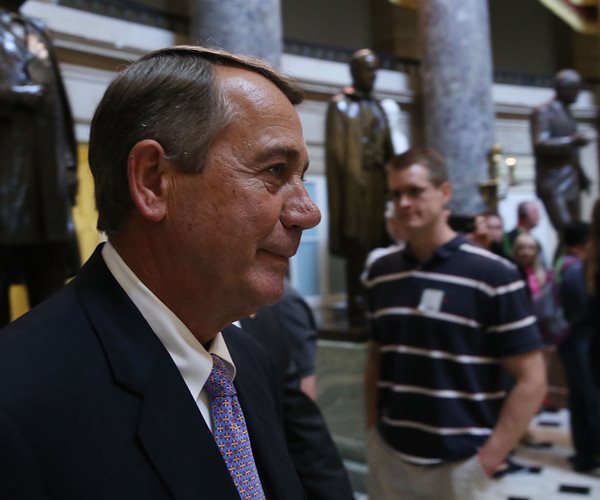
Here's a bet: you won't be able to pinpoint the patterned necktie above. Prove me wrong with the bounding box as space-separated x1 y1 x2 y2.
204 354 266 499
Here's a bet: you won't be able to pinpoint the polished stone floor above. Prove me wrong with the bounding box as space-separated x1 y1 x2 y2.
481 408 600 500
352 408 600 499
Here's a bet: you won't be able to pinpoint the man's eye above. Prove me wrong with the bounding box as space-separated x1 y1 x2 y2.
267 164 285 177
408 188 423 197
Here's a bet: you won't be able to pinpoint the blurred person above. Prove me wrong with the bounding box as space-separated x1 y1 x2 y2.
556 221 600 473
485 212 504 246
512 233 558 408
503 200 545 266
0 45 322 499
250 278 320 400
230 282 355 499
364 148 545 499
513 233 548 298
484 212 510 259
467 213 507 260
467 214 491 250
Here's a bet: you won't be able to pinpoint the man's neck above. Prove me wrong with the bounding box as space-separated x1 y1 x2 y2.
108 234 228 345
407 224 457 262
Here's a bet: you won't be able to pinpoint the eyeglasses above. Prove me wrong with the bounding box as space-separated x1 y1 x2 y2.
388 186 428 202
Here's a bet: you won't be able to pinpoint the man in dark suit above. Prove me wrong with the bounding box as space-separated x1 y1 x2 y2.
0 45 322 499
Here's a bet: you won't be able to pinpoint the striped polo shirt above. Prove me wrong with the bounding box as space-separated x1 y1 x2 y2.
365 234 541 464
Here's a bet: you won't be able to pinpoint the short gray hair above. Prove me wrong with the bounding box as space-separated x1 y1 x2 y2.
89 45 304 236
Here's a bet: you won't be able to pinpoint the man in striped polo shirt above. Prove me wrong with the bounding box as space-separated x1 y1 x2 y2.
364 148 546 499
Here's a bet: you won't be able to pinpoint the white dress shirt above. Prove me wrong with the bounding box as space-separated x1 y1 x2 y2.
102 242 236 432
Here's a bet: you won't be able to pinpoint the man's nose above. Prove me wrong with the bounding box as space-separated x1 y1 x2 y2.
396 194 410 208
281 184 321 230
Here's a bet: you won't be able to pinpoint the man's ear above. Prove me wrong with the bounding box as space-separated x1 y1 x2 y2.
440 181 452 204
127 139 170 222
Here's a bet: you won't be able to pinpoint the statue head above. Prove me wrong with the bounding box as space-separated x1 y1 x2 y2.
554 69 582 105
350 49 379 95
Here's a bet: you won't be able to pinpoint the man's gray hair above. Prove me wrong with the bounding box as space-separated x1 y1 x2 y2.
89 45 304 236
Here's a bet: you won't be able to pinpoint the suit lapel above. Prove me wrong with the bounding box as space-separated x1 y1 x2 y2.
136 354 239 500
75 247 239 500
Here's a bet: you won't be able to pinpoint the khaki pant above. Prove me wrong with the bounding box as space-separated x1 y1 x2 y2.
366 428 503 500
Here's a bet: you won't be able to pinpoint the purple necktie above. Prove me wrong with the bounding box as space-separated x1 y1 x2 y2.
204 354 266 499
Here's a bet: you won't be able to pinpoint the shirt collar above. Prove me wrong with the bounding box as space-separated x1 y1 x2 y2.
403 234 466 266
101 242 236 402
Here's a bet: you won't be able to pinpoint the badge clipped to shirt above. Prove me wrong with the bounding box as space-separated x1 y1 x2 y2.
418 289 444 313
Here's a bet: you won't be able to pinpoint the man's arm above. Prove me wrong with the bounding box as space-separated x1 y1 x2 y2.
299 373 317 401
0 404 51 499
283 379 354 500
236 313 353 499
271 282 318 400
365 340 381 429
477 350 546 476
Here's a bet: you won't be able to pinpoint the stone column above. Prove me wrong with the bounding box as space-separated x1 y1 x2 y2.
190 0 283 67
418 0 495 216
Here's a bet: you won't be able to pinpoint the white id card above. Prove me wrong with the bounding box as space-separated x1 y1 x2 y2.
418 289 444 313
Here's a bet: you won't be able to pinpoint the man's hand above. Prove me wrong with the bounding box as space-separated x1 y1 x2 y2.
477 351 546 477
477 449 505 477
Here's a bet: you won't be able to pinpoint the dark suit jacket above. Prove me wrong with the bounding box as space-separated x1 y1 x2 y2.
0 245 304 499
235 309 354 500
270 280 317 381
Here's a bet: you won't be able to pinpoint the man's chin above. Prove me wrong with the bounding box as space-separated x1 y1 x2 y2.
247 274 286 309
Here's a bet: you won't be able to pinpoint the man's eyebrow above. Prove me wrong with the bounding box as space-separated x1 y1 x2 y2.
254 146 301 163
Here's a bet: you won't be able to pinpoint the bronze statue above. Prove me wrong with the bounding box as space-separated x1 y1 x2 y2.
531 69 590 248
0 0 79 325
325 48 393 325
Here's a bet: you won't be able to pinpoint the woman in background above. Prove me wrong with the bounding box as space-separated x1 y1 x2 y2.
513 233 548 299
513 233 563 415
